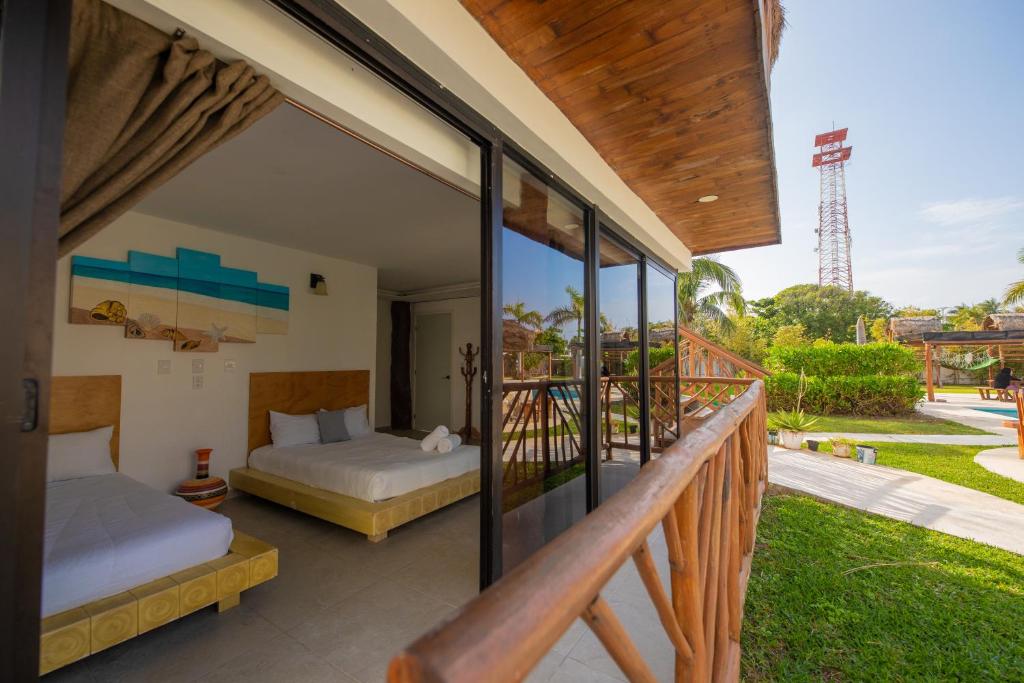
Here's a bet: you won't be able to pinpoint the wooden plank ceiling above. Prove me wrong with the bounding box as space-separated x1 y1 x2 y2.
461 0 782 255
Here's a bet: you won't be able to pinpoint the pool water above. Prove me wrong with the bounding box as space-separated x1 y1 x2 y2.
974 406 1019 419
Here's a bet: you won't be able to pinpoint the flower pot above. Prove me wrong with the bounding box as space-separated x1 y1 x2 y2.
767 431 778 446
856 445 877 465
780 430 805 450
832 442 852 458
806 439 820 452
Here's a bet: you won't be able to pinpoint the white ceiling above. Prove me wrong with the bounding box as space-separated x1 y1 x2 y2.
134 103 480 292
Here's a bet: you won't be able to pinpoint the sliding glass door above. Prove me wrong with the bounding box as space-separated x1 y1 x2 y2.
597 232 642 500
499 156 589 571
647 263 680 455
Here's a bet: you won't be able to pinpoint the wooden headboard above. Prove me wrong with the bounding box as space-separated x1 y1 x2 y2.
50 375 122 468
248 370 370 453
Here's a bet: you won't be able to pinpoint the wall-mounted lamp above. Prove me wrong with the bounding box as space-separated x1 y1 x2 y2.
309 273 328 296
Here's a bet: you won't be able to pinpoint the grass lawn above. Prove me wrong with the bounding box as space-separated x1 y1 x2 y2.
928 385 986 394
770 411 992 435
818 441 1024 506
742 494 1024 681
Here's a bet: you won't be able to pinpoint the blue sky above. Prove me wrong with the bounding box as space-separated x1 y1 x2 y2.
718 0 1024 310
502 231 677 336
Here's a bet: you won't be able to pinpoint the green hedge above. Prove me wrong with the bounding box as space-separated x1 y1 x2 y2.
766 342 920 377
765 372 923 416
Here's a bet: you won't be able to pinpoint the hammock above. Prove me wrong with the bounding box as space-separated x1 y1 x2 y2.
937 350 1000 372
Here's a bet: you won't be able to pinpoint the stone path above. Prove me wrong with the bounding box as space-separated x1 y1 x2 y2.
768 446 1024 555
805 432 1017 446
975 447 1024 484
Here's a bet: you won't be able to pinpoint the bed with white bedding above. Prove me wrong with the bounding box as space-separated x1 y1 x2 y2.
233 370 481 542
43 473 234 617
248 431 479 503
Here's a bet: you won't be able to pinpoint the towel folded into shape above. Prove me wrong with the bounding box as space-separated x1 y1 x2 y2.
436 434 462 453
421 425 449 452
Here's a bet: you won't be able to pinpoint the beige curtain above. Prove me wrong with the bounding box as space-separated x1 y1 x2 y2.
60 0 284 256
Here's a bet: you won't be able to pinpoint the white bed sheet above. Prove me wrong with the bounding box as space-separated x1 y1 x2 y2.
43 473 234 617
248 432 479 502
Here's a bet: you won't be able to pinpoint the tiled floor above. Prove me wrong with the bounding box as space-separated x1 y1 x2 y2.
46 487 678 682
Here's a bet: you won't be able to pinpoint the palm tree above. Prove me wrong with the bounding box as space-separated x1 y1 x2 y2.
545 285 585 343
676 257 746 333
1004 248 1024 307
502 301 543 329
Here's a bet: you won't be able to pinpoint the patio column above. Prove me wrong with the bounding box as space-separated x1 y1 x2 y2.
924 342 934 402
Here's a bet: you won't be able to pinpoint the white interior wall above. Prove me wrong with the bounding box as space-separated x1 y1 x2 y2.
52 212 377 493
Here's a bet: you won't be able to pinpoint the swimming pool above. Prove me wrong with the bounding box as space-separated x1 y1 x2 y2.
974 406 1019 419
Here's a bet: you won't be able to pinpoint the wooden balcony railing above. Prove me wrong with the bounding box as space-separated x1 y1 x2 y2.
673 326 768 380
389 380 768 682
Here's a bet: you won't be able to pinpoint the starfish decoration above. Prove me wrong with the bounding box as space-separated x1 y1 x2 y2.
206 323 228 342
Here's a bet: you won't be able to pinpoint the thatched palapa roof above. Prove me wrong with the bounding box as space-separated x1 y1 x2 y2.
502 319 538 353
889 316 941 342
983 313 1024 331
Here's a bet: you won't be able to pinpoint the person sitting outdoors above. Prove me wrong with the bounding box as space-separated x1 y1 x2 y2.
993 366 1022 395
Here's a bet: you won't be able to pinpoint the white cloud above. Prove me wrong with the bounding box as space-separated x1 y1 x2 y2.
919 197 1023 226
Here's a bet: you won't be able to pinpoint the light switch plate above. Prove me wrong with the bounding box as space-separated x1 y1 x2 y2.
224 359 237 373
157 360 171 375
191 359 204 374
192 375 204 390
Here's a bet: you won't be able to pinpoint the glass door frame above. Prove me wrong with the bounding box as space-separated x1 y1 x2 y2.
267 0 681 586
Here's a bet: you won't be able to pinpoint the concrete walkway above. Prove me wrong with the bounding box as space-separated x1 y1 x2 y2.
976 447 1024 484
805 432 1017 445
768 446 1024 555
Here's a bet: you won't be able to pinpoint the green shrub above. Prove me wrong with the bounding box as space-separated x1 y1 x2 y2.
766 372 923 416
765 341 920 377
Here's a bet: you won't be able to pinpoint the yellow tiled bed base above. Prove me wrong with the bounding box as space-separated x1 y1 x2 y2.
228 467 481 540
39 531 277 676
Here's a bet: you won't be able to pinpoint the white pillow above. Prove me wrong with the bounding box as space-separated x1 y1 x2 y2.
343 404 371 438
47 426 116 483
269 411 321 447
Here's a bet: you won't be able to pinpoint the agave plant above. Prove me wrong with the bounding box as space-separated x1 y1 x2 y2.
769 410 819 433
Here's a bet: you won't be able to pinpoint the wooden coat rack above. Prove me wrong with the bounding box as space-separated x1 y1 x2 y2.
459 342 478 442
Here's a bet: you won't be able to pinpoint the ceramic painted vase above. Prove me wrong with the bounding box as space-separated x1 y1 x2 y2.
174 448 228 509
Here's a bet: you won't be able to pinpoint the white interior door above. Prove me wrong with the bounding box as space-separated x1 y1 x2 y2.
414 312 452 431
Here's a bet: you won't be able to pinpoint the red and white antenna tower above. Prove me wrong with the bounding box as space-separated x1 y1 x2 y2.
812 128 853 290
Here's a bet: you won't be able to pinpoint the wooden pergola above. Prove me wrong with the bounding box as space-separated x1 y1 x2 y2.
905 330 1024 402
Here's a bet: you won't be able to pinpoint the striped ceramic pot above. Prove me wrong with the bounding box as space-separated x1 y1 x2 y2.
174 448 228 509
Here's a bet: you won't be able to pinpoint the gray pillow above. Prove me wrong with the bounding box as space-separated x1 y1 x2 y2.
317 409 351 444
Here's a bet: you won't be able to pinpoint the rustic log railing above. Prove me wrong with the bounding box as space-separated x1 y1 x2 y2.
680 377 755 418
389 380 768 683
674 326 768 380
